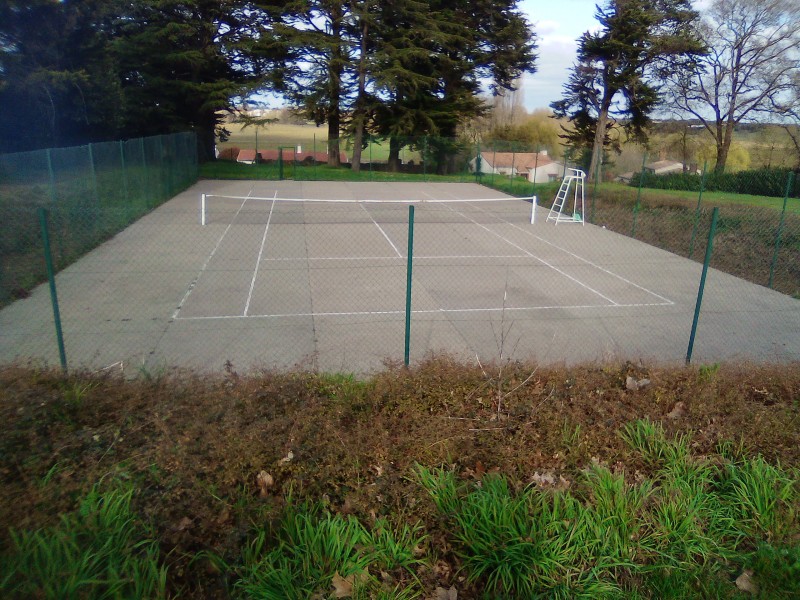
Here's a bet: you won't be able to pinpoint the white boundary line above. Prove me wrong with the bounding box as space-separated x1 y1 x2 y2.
174 301 673 321
427 193 620 306
433 189 674 306
172 188 254 319
360 203 402 257
243 192 277 316
185 188 674 321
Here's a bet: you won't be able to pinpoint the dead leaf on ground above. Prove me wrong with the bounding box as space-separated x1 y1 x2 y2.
256 470 274 497
626 376 651 391
174 516 193 531
667 401 686 419
435 585 458 600
279 450 294 464
735 569 759 594
331 571 368 598
331 572 353 598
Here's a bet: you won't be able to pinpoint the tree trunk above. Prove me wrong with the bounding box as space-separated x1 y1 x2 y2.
351 18 369 173
715 118 735 174
327 5 345 167
588 90 613 183
388 136 402 172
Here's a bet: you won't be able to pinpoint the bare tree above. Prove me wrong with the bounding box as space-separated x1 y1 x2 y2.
778 70 800 169
664 0 800 173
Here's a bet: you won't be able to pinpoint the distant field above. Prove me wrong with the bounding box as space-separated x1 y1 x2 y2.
218 122 424 163
218 122 327 153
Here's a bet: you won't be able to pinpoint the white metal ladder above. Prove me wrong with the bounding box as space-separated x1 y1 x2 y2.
547 168 586 225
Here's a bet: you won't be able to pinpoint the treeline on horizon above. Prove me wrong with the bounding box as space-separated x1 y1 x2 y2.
0 0 537 163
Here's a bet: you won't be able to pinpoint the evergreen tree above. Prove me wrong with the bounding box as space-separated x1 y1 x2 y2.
551 0 704 181
0 0 123 151
112 0 253 161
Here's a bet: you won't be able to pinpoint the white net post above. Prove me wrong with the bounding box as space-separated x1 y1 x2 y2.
201 193 206 225
530 196 537 224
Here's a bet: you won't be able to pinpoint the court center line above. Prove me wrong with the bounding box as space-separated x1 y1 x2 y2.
506 221 675 304
456 198 674 305
172 188 254 320
426 195 619 306
433 190 673 306
243 191 277 316
360 203 402 257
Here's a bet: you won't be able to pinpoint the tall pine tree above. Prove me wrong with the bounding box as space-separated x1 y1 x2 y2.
551 0 704 181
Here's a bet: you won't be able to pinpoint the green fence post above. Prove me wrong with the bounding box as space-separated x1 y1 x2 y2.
510 145 516 193
686 206 719 365
38 208 67 371
631 152 647 238
475 143 481 183
87 143 99 205
119 140 129 203
278 147 284 181
404 204 415 366
423 137 428 181
45 148 57 204
491 142 497 187
768 172 795 289
140 137 150 207
313 134 317 181
369 135 373 181
688 161 708 259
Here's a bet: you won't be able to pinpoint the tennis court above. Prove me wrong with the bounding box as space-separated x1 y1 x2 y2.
1 180 798 372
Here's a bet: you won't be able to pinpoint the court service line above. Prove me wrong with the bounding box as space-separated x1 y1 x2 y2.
174 300 674 321
360 203 402 257
260 254 529 261
432 190 673 306
506 221 675 304
423 193 619 306
172 188 254 320
243 191 277 316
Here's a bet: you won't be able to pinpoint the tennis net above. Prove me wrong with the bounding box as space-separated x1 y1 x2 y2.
199 194 537 226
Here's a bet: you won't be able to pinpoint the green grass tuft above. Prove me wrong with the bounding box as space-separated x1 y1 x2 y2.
0 483 167 599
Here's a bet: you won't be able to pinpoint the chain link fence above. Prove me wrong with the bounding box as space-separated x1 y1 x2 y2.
1 133 798 372
0 132 198 308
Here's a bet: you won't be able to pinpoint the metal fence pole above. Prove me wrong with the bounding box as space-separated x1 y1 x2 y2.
119 140 129 203
686 206 719 365
475 142 482 183
631 152 647 237
768 172 795 289
39 208 67 371
87 143 99 206
688 161 708 259
404 204 415 366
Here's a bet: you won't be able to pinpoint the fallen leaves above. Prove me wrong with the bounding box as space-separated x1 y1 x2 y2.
626 376 651 391
331 571 368 598
256 470 274 497
735 569 759 594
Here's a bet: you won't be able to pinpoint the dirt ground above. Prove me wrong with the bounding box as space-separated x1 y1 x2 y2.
1 357 799 597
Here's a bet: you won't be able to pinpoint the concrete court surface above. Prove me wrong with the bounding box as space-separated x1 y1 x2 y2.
1 180 798 374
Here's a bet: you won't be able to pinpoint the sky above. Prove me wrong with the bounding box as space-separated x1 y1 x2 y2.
518 0 712 112
516 0 601 111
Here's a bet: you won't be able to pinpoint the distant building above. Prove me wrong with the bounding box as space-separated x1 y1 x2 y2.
469 150 565 183
236 149 261 164
616 159 697 183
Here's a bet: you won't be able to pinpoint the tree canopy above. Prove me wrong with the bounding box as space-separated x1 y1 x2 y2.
662 0 800 173
551 0 704 180
1 0 537 161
